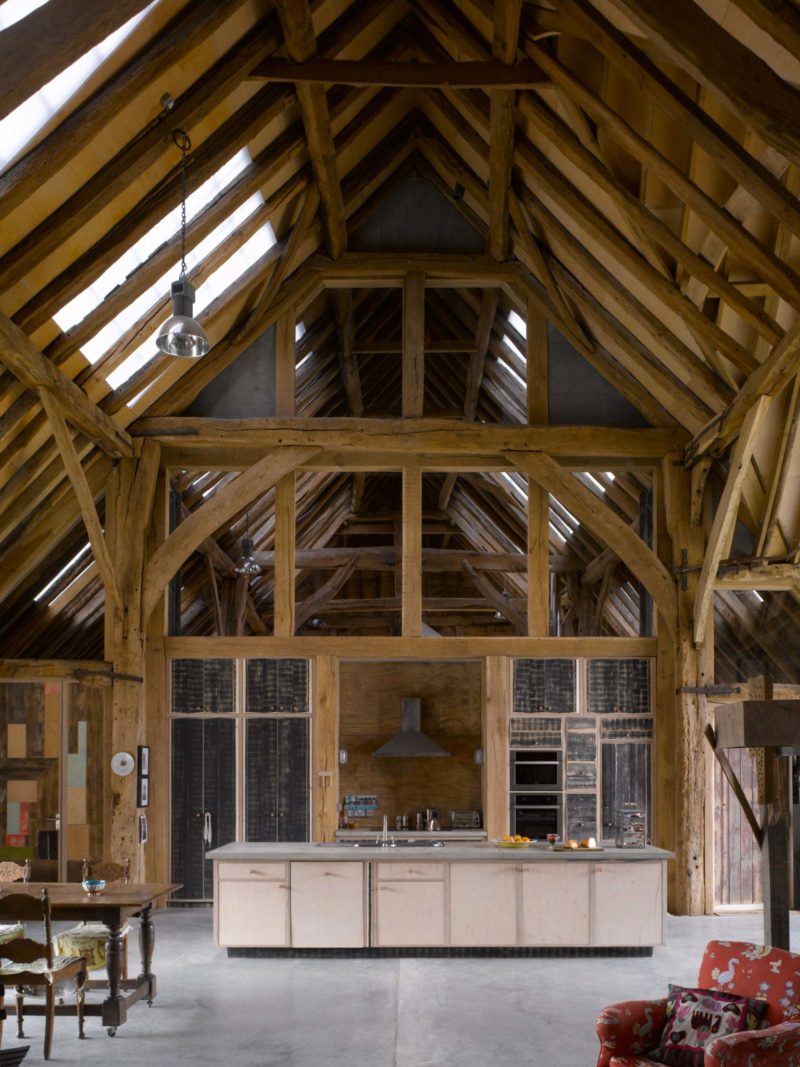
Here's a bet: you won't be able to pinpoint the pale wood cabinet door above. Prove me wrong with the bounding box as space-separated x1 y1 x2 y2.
449 863 517 946
519 861 590 946
591 862 663 946
290 862 366 948
374 880 446 946
217 880 289 947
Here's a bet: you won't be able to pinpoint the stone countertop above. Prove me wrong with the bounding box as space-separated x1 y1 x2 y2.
207 842 674 863
335 830 486 841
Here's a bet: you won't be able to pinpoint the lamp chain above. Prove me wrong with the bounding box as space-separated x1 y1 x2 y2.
173 128 192 279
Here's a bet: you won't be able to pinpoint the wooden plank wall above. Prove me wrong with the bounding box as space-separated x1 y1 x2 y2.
714 747 763 905
339 660 482 827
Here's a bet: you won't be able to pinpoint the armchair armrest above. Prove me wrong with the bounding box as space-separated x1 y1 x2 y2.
706 1021 800 1065
596 998 669 1067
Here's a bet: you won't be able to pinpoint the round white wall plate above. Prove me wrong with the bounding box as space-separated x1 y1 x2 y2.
111 751 135 776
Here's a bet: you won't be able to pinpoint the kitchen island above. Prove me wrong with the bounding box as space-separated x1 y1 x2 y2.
207 842 673 954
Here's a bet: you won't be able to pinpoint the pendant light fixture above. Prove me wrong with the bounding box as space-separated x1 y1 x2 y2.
234 514 262 577
155 129 210 359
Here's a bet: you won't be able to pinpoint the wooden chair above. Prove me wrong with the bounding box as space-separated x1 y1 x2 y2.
0 890 85 1061
0 864 30 951
0 980 29 1066
54 859 130 978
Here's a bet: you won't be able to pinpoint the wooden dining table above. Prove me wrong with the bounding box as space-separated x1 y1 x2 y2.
0 881 180 1035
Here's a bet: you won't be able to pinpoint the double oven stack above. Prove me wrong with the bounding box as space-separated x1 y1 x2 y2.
510 749 563 840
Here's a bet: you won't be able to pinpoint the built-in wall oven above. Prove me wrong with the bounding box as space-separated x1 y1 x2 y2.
511 793 562 840
510 749 563 791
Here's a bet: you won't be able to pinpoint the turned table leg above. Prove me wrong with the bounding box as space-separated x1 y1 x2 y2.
138 905 157 1006
101 920 127 1036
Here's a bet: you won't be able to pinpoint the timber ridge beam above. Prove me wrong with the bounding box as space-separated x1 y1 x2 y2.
130 418 688 468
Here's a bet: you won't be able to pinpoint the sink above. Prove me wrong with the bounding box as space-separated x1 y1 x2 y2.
319 840 445 848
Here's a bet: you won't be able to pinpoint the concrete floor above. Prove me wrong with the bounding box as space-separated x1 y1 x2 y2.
7 909 797 1066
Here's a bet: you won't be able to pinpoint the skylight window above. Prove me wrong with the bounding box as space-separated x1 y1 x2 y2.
82 193 264 368
55 149 253 333
106 219 276 393
0 0 48 30
502 335 524 362
296 322 314 371
548 521 567 545
0 3 155 171
497 355 526 388
508 309 527 338
499 471 528 504
34 542 90 603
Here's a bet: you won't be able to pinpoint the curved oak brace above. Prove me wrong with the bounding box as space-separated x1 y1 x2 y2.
141 446 319 622
505 450 677 635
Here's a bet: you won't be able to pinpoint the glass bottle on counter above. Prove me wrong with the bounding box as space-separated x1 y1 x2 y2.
614 803 646 848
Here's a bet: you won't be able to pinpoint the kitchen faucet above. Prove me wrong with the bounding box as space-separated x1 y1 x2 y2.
376 814 396 847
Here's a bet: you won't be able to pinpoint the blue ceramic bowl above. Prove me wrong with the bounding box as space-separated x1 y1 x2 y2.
81 879 106 895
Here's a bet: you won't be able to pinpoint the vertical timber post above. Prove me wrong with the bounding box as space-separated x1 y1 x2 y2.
661 451 709 914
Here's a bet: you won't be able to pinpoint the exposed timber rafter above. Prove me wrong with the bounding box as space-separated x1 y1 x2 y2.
277 0 347 258
693 397 771 644
507 450 678 631
141 447 319 623
607 0 800 169
488 0 522 260
686 318 800 465
251 57 547 87
0 313 132 458
295 556 358 630
37 390 121 608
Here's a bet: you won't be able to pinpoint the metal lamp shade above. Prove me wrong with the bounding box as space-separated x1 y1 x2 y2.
234 535 262 577
155 279 209 358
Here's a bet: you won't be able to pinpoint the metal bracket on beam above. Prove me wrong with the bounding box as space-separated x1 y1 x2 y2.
676 685 742 696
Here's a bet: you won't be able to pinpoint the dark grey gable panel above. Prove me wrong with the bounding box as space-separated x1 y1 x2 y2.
350 175 484 254
548 323 649 427
186 324 276 418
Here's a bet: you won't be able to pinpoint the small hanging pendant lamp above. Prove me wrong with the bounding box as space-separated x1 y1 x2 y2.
155 129 210 359
234 514 262 577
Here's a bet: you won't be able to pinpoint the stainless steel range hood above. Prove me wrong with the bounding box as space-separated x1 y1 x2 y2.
372 697 450 758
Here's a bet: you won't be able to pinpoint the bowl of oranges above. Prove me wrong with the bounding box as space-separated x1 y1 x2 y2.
493 834 531 849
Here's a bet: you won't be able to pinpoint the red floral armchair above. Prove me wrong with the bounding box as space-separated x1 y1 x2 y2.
596 940 800 1066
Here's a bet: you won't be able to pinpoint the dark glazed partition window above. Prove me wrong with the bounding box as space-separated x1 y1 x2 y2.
587 658 651 714
245 718 309 841
171 659 235 713
245 659 308 713
513 659 576 713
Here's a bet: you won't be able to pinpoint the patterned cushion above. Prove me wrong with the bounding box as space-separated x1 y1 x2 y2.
650 985 767 1067
0 955 82 977
53 922 129 971
0 924 23 947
